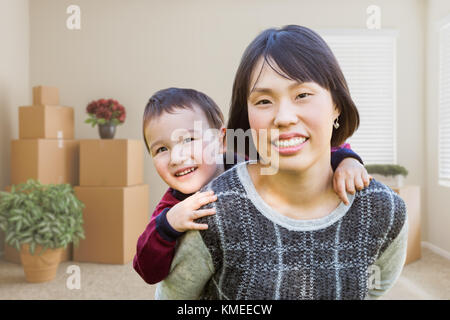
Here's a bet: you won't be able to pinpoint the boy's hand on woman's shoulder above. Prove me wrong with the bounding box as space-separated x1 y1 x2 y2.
333 158 373 205
166 191 218 232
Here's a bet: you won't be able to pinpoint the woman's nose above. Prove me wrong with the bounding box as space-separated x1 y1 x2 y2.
273 100 298 127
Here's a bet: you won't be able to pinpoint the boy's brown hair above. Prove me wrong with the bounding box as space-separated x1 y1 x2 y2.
143 87 224 153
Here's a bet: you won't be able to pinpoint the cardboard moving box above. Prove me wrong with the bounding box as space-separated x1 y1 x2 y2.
11 139 79 186
19 105 74 139
393 186 422 265
80 139 143 187
33 86 59 106
73 184 149 264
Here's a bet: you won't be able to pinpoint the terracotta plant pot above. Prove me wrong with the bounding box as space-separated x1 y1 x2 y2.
20 243 63 283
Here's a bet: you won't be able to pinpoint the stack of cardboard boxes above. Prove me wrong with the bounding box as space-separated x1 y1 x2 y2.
4 86 78 263
392 186 422 265
73 139 149 264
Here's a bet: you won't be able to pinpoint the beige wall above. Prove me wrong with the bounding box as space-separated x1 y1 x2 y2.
0 0 30 254
2 0 437 251
425 0 450 253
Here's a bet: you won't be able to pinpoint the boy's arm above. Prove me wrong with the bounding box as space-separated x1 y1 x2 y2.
133 190 184 284
330 143 364 172
155 230 214 299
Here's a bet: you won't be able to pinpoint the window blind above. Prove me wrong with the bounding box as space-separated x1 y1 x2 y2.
439 22 450 186
319 30 397 164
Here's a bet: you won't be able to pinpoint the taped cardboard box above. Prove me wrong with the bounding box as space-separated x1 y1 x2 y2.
19 105 74 139
2 185 72 264
73 184 149 264
392 186 422 265
79 139 143 187
33 86 59 106
11 139 79 186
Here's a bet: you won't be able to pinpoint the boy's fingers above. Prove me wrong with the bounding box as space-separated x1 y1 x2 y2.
362 172 371 187
188 222 209 230
346 179 356 195
192 190 214 199
335 178 349 205
192 208 216 220
354 175 365 191
195 194 218 208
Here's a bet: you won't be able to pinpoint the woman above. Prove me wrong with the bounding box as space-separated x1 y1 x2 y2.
155 25 407 300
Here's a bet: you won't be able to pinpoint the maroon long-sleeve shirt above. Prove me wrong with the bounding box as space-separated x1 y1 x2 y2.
133 144 361 285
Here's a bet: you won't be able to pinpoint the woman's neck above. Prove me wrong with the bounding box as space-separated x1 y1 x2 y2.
248 153 340 219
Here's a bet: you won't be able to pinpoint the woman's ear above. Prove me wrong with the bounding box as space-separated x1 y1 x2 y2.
220 126 227 154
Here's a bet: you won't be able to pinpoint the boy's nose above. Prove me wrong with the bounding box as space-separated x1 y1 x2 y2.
170 144 188 165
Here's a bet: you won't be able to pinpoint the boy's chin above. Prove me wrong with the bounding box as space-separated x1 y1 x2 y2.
173 181 203 195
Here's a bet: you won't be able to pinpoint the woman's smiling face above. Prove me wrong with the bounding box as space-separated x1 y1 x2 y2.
247 57 340 173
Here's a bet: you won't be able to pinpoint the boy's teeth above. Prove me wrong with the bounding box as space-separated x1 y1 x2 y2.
275 137 307 148
175 167 196 177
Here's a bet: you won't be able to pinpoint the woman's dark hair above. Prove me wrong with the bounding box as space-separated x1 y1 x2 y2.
227 25 360 156
143 87 224 153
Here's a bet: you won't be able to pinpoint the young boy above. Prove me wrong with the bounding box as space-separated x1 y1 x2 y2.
133 87 371 285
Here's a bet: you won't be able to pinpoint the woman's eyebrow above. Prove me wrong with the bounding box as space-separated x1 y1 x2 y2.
250 82 311 95
250 87 272 94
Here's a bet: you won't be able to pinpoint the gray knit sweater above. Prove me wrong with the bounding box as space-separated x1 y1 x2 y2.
156 161 408 300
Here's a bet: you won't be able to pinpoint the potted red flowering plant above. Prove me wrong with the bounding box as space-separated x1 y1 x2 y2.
85 98 126 139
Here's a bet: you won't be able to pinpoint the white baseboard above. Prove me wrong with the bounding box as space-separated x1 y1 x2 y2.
421 241 450 260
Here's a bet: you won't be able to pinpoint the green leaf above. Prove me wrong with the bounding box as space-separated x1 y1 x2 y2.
8 215 21 222
15 220 22 233
30 242 36 255
45 212 56 220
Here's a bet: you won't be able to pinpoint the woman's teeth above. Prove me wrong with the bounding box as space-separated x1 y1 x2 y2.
175 167 197 177
274 137 307 148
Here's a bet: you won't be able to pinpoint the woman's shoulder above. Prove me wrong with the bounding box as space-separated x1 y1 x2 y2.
356 178 406 207
199 161 247 194
352 179 407 241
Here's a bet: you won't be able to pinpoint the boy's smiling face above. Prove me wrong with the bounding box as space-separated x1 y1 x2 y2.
145 104 226 194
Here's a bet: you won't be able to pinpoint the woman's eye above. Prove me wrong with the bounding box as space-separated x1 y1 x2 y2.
297 93 311 99
255 99 271 105
155 146 168 155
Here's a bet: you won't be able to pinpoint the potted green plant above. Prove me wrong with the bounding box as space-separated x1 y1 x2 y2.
0 179 85 283
365 164 409 188
85 98 126 139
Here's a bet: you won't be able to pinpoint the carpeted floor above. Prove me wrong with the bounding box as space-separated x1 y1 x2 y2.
0 247 448 300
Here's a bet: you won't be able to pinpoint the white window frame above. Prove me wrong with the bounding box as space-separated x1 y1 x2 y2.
317 29 398 165
437 15 450 188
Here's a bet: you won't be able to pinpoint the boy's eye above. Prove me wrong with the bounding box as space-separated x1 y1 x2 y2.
183 137 194 143
255 99 271 105
296 93 311 99
155 146 168 155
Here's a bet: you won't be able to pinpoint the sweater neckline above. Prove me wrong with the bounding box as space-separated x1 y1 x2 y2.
236 161 355 231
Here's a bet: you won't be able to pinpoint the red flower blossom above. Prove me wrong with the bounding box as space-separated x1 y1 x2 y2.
86 98 126 125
